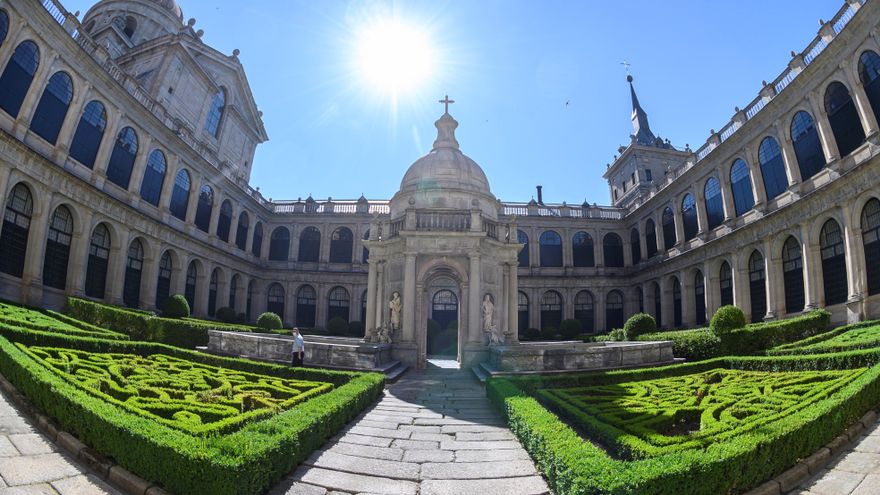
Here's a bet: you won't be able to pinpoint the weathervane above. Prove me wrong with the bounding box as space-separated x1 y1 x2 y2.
439 94 455 114
620 60 631 76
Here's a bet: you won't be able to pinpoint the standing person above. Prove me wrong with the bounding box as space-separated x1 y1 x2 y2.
291 327 305 367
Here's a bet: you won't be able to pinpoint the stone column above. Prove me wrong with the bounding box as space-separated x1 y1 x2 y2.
365 260 378 334
157 155 179 212
140 252 159 309
289 225 300 262
284 282 295 326
127 135 153 197
216 271 230 311
194 268 210 318
843 206 867 322
808 91 840 163
706 267 721 318
66 210 94 297
695 187 709 235
595 290 606 332
53 83 91 162
184 174 202 225
673 204 685 246
775 121 803 187
719 173 736 222
228 206 240 246
842 69 879 137
170 257 186 296
105 229 130 306
594 229 604 267
21 195 50 304
639 226 648 261
764 239 781 320
801 224 821 310
403 253 417 342
374 262 385 330
14 54 58 138
746 149 768 207
508 263 518 342
319 224 331 263
643 283 656 321
681 272 695 328
654 212 666 254
733 261 751 319
561 227 572 267
468 253 481 343
245 218 256 255
92 112 122 177
208 194 222 237
623 236 633 267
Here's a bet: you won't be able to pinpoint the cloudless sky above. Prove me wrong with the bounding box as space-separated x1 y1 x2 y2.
65 0 842 204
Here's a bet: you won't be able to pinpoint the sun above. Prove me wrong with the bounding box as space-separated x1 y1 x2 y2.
356 20 433 95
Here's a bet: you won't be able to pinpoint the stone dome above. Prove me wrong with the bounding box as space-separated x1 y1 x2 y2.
399 112 492 196
148 0 183 21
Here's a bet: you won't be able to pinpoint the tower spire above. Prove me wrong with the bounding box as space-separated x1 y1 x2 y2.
628 74 656 146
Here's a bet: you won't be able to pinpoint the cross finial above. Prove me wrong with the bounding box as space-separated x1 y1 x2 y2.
439 94 455 114
620 60 631 76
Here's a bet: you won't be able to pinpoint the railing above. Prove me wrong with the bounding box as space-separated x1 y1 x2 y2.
416 211 471 231
270 199 390 215
388 219 404 238
500 202 625 219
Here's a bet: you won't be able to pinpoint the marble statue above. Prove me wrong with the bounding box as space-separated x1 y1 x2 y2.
389 292 401 331
482 294 503 345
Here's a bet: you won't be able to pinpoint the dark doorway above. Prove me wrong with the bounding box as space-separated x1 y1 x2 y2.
428 289 458 357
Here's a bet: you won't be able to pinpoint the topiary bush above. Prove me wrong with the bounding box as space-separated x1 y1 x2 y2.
327 317 349 336
624 313 657 340
710 305 746 335
540 326 559 341
215 307 237 323
256 312 282 331
560 319 583 340
607 328 628 342
521 328 541 341
347 320 364 338
162 295 190 319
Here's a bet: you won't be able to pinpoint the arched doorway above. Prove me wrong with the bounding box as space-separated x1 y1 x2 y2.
428 288 458 357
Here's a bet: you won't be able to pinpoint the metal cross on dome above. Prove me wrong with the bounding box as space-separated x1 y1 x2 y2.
439 95 455 113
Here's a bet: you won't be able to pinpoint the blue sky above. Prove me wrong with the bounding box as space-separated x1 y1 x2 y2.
66 0 839 204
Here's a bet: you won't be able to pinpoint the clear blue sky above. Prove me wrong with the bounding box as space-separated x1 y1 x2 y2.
65 0 840 204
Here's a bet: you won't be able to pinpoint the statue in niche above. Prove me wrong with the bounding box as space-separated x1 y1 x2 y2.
389 292 401 332
482 294 503 345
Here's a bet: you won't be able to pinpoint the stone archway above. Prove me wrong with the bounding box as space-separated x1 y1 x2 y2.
416 266 467 367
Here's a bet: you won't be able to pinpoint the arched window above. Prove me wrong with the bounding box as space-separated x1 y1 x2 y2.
540 291 562 331
820 219 848 306
184 262 197 312
252 222 263 257
662 207 676 250
246 281 254 322
653 282 662 327
139 150 166 206
0 10 8 47
517 292 529 336
748 250 766 323
269 227 290 261
572 231 594 267
517 230 529 267
0 183 33 278
0 41 39 117
606 290 624 331
329 227 353 263
123 239 144 308
216 200 232 242
298 226 321 262
267 283 285 319
730 159 755 217
169 169 190 220
862 199 880 295
695 271 706 325
204 88 225 137
30 71 73 144
859 51 880 124
720 261 734 307
681 194 698 241
825 82 865 157
69 101 106 169
229 274 238 309
156 251 172 308
790 111 825 180
43 205 73 290
362 229 370 263
645 219 658 257
630 228 641 265
296 285 316 328
782 236 805 315
603 233 624 267
539 231 562 267
574 290 594 333
672 278 682 328
235 211 249 250
758 137 788 201
431 290 458 333
208 269 219 317
704 178 724 230
328 286 350 324
106 127 138 189
85 224 111 299
194 185 213 232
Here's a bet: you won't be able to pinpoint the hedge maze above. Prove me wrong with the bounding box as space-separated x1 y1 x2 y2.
770 321 880 355
539 367 866 459
22 346 333 435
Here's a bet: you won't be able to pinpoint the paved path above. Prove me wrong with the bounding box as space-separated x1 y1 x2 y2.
794 416 880 495
270 368 550 495
0 385 121 495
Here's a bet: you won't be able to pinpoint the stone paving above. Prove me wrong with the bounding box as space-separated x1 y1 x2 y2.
0 385 121 495
793 418 880 495
270 367 550 495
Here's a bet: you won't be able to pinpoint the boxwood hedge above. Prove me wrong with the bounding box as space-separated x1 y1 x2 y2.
0 326 384 495
488 348 880 495
0 301 127 340
768 320 880 356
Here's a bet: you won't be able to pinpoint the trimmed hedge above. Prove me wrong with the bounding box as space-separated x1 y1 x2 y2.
623 313 656 340
710 305 746 335
256 312 283 330
488 349 880 494
0 301 127 340
768 320 880 355
161 295 190 318
0 329 384 495
638 310 831 360
66 298 257 348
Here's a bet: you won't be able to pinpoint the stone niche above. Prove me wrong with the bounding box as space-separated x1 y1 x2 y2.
488 340 675 373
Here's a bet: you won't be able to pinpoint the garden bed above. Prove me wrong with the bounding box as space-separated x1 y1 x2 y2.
768 320 880 355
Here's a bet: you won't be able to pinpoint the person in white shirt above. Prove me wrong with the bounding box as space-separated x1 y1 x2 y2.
291 327 305 367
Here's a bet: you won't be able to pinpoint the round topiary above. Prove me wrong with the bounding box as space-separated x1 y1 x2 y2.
347 320 364 337
710 305 746 335
162 295 190 318
256 312 283 330
623 313 657 340
560 319 583 340
215 306 237 323
327 317 349 336
521 328 541 341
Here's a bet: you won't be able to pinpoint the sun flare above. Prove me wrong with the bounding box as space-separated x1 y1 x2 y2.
356 20 433 95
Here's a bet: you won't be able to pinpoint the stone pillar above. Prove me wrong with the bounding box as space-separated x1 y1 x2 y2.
842 69 879 137
245 218 256 254
808 91 840 163
208 194 222 237
289 225 300 262
508 263 518 342
706 266 721 318
746 150 768 207
14 54 57 138
594 230 604 267
801 224 821 310
374 262 385 329
719 173 736 222
623 236 633 267
695 187 709 235
105 229 130 306
228 206 240 246
184 174 202 225
595 290 606 332
843 206 867 322
92 112 122 177
672 203 685 246
216 271 230 311
140 252 159 309
365 260 378 334
764 239 780 320
319 224 331 263
654 212 666 253
157 155 179 212
53 83 91 162
403 253 417 342
127 135 153 196
284 282 295 326
733 262 751 319
561 228 572 267
681 272 695 328
194 268 210 318
468 254 481 343
21 195 50 304
643 283 656 321
639 226 648 261
170 257 186 296
66 210 94 297
775 121 803 187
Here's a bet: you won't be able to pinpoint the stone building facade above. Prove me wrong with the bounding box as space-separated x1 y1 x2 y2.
1 0 879 367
